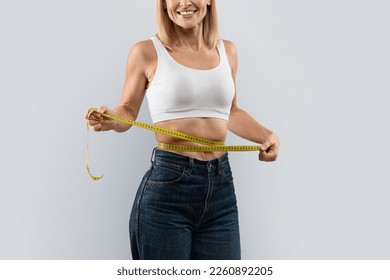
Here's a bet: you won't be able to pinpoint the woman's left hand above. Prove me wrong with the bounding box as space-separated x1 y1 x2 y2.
259 132 279 162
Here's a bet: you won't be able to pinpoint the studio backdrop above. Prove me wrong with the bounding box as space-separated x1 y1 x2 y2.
1 0 389 259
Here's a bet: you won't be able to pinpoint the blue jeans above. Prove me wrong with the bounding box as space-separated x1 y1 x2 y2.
129 149 241 260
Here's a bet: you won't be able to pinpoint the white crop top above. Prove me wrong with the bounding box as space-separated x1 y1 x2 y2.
145 36 235 124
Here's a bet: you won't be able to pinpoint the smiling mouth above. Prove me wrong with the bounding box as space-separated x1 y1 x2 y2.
177 10 198 16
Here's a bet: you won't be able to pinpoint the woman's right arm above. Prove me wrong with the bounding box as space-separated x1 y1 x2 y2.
86 40 155 132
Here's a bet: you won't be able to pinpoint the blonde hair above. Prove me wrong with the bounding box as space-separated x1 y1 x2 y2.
155 0 219 50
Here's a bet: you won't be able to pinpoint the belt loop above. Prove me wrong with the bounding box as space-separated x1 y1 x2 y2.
217 156 223 175
188 157 194 174
150 147 157 165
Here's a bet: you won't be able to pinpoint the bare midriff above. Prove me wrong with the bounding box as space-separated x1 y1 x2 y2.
154 117 228 161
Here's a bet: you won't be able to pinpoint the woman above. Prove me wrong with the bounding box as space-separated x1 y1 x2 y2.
86 0 279 260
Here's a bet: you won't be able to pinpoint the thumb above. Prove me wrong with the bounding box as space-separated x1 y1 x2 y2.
260 140 272 152
97 106 108 114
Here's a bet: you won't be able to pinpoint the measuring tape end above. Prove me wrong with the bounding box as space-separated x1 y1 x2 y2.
86 165 104 181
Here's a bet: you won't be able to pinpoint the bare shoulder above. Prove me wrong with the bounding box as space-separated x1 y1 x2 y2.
128 39 156 64
222 39 238 58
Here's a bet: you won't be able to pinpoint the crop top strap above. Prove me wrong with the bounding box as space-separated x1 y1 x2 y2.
215 39 229 69
150 36 171 64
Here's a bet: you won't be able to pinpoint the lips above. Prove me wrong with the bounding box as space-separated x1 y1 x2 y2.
177 10 198 16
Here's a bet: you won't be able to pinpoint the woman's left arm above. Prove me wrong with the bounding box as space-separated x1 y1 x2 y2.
224 40 279 162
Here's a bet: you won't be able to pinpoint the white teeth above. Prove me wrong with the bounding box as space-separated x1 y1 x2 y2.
179 10 195 15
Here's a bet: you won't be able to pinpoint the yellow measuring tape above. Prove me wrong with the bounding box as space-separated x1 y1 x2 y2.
86 109 261 180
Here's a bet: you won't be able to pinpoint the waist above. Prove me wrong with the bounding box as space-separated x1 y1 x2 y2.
154 117 228 160
152 148 230 172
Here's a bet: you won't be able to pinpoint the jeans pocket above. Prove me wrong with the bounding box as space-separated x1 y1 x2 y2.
147 163 187 185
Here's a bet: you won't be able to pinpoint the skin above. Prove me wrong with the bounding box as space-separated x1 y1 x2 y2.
86 0 279 161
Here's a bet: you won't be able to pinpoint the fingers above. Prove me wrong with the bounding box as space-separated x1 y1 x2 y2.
258 133 279 162
258 146 278 162
85 106 108 131
85 106 108 119
85 107 98 119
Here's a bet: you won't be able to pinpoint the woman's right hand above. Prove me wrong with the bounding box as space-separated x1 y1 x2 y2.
85 106 117 132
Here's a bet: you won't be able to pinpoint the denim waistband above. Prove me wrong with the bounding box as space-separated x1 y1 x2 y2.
151 148 230 172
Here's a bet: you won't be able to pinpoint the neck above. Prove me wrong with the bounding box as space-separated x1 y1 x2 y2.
172 24 207 51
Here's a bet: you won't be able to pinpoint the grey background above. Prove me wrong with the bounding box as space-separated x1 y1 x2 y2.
1 0 389 259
